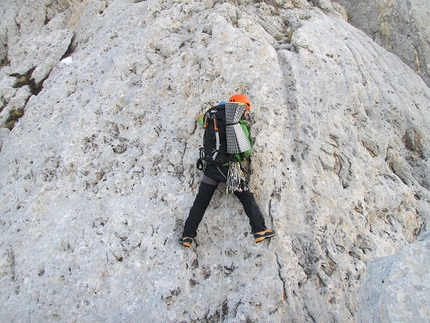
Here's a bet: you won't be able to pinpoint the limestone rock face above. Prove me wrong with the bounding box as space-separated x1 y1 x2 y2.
0 0 429 322
358 231 430 323
336 0 430 86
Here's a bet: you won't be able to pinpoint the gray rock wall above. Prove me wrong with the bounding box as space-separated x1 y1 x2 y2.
0 0 429 322
358 231 430 323
336 0 430 86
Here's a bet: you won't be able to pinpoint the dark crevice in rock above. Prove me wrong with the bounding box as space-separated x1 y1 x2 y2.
4 108 26 130
60 34 77 60
275 252 288 302
5 67 51 130
0 54 10 69
1 97 8 114
10 67 44 95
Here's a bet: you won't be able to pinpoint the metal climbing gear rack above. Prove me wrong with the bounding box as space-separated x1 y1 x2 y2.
226 161 246 194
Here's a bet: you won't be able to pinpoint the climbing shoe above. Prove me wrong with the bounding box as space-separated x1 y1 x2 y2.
254 229 275 243
180 237 193 247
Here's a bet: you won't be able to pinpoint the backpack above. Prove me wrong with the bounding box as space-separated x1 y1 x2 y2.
198 104 232 168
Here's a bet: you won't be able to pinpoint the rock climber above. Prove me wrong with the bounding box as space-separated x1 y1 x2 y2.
180 94 275 247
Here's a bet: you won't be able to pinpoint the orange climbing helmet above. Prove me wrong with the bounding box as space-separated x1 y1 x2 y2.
228 94 251 110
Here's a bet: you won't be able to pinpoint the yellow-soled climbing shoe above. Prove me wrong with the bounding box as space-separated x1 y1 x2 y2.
254 229 275 243
180 237 193 247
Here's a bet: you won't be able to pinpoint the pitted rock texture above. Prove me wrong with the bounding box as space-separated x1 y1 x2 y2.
0 0 429 322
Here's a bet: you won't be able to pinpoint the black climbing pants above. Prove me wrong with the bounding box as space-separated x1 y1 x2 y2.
183 164 267 238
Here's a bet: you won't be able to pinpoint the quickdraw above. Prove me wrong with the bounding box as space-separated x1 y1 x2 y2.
226 161 246 194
